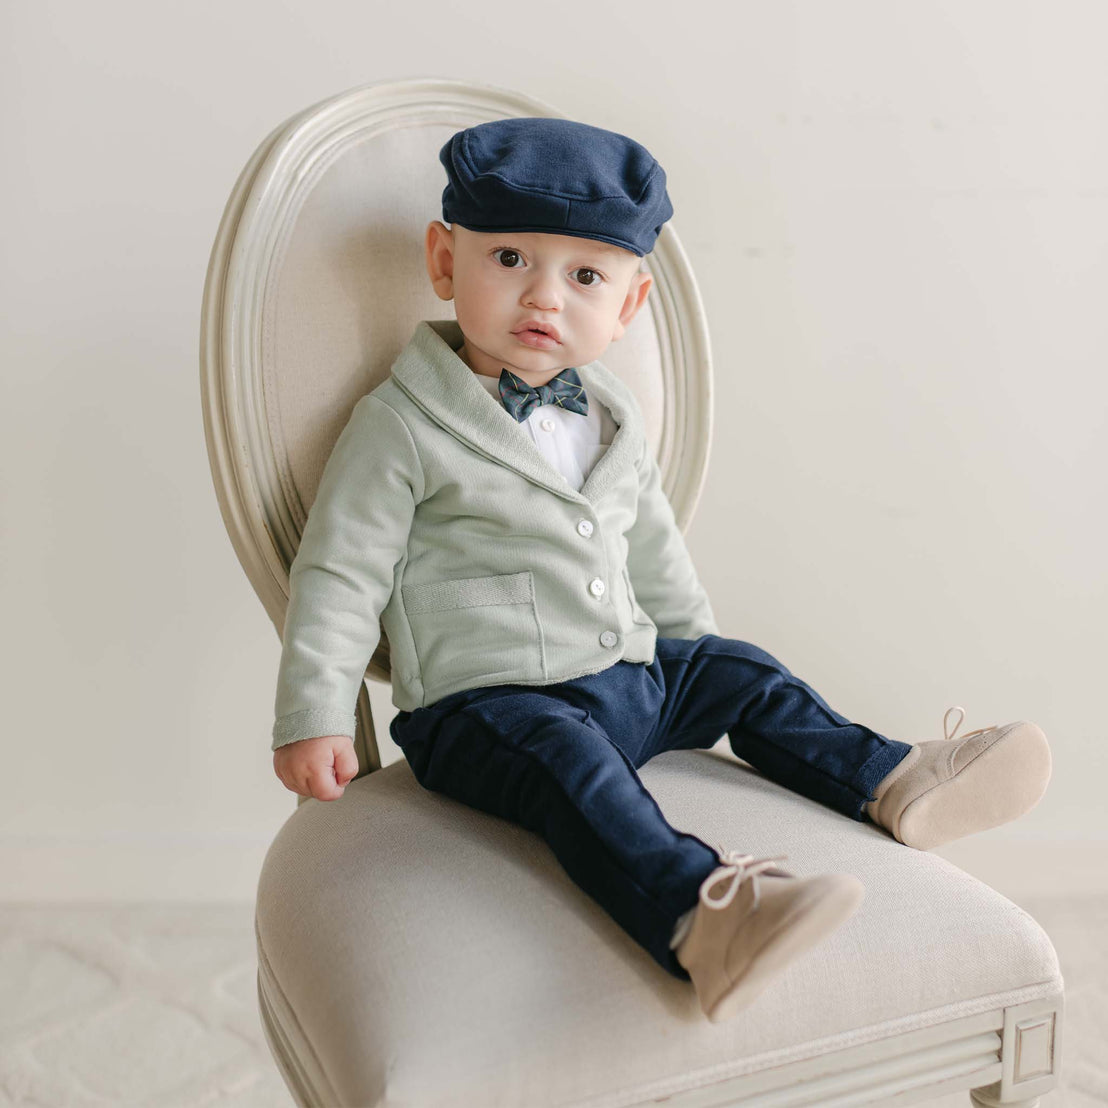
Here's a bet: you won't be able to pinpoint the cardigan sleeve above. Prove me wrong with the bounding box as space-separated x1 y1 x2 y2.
624 436 719 641
271 394 423 750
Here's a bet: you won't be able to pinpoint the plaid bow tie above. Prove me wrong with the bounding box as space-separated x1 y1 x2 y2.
498 367 588 422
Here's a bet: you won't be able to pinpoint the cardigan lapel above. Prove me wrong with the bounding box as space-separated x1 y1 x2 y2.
389 320 643 507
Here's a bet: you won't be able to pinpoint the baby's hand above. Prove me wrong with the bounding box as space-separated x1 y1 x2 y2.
273 734 358 801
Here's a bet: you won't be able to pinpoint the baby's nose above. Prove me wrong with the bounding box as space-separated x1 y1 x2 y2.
521 272 563 311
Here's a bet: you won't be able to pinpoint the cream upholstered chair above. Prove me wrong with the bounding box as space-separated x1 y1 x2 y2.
200 78 1064 1107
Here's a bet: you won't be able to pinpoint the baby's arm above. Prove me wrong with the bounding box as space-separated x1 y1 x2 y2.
625 436 718 638
271 393 423 797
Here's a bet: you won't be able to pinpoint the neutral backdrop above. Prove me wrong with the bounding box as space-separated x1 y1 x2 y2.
2 0 1104 901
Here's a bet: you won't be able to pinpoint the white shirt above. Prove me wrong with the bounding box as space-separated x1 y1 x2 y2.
473 370 618 492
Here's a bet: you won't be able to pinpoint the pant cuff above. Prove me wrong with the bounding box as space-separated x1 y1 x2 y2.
849 739 916 808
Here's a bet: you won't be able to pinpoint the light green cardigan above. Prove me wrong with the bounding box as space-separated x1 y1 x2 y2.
272 320 718 749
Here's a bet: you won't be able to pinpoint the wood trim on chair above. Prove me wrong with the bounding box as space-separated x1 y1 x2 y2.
618 992 1063 1108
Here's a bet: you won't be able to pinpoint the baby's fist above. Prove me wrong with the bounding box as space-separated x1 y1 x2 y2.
273 734 358 801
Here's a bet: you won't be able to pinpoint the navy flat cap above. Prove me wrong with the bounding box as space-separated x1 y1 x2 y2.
439 117 673 257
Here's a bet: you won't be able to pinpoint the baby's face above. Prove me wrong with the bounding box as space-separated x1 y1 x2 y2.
432 225 650 384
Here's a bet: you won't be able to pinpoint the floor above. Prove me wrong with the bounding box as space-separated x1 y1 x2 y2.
0 897 1102 1107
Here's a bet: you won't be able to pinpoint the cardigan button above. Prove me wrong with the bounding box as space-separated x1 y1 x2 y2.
588 577 606 597
577 519 594 537
599 630 618 647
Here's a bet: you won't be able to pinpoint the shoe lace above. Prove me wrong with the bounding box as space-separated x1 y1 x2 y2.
699 848 791 914
942 706 998 742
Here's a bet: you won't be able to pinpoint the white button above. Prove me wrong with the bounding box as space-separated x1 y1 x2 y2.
577 519 594 537
540 418 555 431
600 630 618 647
589 578 605 597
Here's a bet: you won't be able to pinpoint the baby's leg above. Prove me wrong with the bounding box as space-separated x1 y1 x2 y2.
643 635 915 822
390 684 721 981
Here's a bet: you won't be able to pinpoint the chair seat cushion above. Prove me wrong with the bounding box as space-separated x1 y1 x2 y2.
255 746 1062 1107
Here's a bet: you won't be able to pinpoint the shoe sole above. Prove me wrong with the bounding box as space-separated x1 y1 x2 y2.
897 722 1052 851
707 874 865 1023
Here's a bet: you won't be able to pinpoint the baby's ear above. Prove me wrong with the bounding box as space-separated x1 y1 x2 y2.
425 221 456 301
612 270 653 340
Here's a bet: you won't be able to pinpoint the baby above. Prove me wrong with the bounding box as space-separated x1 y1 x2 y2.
270 117 1053 1022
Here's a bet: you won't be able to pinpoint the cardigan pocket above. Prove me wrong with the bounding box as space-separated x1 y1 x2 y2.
622 565 654 627
402 570 547 693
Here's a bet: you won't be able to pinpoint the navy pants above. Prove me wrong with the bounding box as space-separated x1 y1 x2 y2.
389 634 913 979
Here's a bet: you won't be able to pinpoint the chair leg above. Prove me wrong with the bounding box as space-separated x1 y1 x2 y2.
966 993 1062 1107
969 1089 1039 1108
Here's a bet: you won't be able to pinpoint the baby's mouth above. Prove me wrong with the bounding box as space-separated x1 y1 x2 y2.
513 327 561 349
513 321 562 343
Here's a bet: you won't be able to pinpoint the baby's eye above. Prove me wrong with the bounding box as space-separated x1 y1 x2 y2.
572 268 603 287
494 249 524 268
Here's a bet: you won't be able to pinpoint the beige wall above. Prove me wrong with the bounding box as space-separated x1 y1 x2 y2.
3 0 1105 900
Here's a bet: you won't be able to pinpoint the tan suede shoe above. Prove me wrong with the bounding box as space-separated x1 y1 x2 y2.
675 850 865 1023
865 707 1052 851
